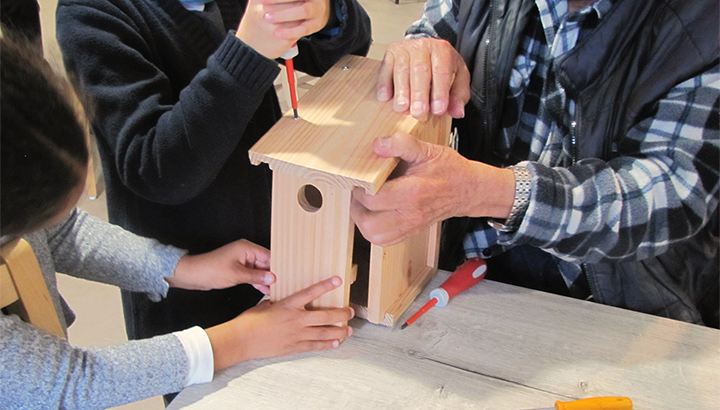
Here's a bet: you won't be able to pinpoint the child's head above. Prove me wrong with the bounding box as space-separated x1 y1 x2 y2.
1 33 90 237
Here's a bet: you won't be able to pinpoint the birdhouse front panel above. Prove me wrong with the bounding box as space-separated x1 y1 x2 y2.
270 172 355 309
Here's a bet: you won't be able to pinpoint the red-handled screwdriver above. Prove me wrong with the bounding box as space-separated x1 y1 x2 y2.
401 257 487 329
281 44 299 119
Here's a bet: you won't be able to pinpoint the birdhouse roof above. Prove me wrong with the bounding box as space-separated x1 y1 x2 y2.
249 55 450 195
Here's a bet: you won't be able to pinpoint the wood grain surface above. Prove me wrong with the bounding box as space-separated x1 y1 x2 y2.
169 271 720 410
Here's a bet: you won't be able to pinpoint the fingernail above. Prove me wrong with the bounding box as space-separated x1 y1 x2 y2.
332 340 340 348
348 327 354 336
263 273 273 284
331 276 341 287
378 135 391 147
377 87 390 101
411 101 425 117
459 106 465 118
395 95 408 108
349 307 355 317
432 100 445 114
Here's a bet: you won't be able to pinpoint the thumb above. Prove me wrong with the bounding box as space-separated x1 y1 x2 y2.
372 132 432 165
240 268 276 287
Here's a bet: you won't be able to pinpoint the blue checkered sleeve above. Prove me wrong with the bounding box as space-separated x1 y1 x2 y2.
405 0 458 43
513 66 720 263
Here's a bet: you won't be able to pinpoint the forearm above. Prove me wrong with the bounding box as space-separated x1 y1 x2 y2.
57 5 279 203
504 65 720 262
0 314 186 409
94 37 276 203
458 161 516 220
46 208 184 298
205 320 251 371
512 155 718 262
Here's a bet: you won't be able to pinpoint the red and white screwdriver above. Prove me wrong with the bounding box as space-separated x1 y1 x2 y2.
401 257 487 329
281 43 299 119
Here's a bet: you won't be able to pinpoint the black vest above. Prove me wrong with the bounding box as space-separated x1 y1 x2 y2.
446 0 719 326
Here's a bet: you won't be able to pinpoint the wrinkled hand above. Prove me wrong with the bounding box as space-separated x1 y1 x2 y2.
377 38 471 119
237 0 331 59
206 276 354 370
168 239 274 294
351 133 515 247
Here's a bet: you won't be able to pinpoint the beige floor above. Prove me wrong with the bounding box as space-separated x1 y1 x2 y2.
35 0 425 408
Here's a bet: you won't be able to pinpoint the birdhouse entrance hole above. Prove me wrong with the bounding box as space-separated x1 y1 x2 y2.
298 184 323 213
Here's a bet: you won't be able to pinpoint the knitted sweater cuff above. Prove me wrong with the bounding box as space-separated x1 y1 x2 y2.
214 33 281 92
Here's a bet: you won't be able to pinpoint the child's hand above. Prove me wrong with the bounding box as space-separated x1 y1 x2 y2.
167 239 275 294
236 0 332 59
206 276 354 371
264 0 332 41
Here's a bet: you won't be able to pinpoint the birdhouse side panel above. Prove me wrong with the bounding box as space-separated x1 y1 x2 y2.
366 221 441 325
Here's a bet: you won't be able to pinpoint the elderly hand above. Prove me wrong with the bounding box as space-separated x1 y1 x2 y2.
376 38 471 119
351 133 515 247
168 239 275 294
237 0 331 59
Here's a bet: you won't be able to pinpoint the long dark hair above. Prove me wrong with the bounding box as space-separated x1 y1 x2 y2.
1 32 89 236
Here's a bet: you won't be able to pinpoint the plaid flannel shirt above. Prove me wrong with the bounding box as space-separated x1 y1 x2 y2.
407 0 720 278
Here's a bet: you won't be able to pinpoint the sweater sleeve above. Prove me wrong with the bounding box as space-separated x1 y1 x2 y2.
56 0 280 204
0 314 187 409
45 208 185 300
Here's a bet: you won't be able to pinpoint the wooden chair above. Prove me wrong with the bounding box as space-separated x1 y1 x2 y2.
1 238 65 338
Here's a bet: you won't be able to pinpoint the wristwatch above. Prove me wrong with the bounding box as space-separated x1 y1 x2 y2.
487 165 532 233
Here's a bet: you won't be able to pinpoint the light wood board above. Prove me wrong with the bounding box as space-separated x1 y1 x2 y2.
249 55 451 195
169 272 720 410
366 221 441 325
269 172 355 308
1 239 65 338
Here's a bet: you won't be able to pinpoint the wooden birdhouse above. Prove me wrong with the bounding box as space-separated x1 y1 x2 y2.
249 55 452 326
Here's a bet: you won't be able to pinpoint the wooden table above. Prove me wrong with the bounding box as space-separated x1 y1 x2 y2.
167 270 719 410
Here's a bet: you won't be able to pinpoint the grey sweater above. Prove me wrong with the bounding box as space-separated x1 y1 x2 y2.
0 208 189 409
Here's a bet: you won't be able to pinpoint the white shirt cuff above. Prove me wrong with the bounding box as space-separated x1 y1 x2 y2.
173 326 214 386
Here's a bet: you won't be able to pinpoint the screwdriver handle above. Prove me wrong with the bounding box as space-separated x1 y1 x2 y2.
430 258 486 307
280 43 299 60
556 397 633 410
281 44 299 117
285 58 298 110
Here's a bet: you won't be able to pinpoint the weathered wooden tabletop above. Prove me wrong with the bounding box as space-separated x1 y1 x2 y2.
167 270 720 410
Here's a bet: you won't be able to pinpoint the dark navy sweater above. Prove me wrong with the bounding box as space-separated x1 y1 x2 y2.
57 0 372 338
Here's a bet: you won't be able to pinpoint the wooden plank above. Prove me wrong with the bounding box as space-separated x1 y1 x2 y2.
168 273 720 410
366 222 440 325
1 239 65 338
426 218 442 269
169 340 562 410
249 55 451 194
269 172 355 309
